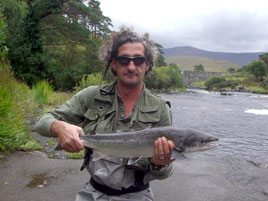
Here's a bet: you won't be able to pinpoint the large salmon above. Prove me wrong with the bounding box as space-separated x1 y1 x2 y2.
75 127 218 159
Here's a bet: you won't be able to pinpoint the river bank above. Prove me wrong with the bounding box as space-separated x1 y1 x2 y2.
1 150 268 201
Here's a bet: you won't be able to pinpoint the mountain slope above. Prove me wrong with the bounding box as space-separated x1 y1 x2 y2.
163 46 264 66
166 56 241 72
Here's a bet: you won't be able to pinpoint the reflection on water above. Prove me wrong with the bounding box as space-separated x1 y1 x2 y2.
160 90 268 167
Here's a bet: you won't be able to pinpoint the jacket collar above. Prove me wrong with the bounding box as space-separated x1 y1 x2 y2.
94 81 116 103
94 81 151 104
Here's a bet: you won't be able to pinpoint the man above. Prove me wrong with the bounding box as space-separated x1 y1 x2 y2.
35 27 175 201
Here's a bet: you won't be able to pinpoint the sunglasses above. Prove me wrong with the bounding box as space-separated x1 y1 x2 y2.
115 56 147 66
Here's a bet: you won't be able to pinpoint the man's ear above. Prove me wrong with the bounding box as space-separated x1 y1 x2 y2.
145 61 151 72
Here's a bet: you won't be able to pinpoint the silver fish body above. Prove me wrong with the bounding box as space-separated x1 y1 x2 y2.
80 127 218 159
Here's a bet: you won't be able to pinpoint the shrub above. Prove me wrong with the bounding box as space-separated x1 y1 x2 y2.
261 77 268 89
246 60 268 81
194 64 204 72
155 67 171 89
205 76 226 90
74 72 107 93
32 80 54 106
145 66 184 90
205 76 238 90
167 65 184 89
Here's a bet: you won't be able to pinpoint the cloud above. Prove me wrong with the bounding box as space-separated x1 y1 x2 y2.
149 10 268 52
100 0 268 52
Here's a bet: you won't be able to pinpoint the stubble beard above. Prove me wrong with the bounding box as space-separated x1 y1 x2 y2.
120 72 143 88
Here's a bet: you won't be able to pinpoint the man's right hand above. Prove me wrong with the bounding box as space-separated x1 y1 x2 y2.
51 120 85 152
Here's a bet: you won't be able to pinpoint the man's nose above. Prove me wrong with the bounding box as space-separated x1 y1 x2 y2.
127 60 136 71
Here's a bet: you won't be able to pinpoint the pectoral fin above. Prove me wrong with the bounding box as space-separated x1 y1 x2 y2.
127 157 142 166
170 147 185 160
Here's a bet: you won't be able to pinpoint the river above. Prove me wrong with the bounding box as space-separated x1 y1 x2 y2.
160 89 268 168
151 90 268 200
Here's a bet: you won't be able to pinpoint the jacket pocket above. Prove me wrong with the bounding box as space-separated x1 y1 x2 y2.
84 108 98 121
83 108 115 133
138 106 161 124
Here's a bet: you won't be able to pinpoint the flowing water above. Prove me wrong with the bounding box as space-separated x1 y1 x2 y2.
160 90 268 167
157 90 268 200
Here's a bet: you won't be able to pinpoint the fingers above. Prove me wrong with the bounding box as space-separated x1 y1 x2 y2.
158 138 165 160
154 140 159 156
55 122 85 153
78 127 84 135
152 137 175 166
168 140 175 150
60 135 84 153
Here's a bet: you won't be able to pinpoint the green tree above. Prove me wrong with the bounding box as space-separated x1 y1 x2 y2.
155 66 171 89
194 64 204 71
2 0 63 86
227 67 236 73
246 60 268 81
169 63 180 70
144 65 184 90
2 0 111 89
0 15 7 64
154 43 167 67
40 0 112 90
259 53 268 67
167 64 184 89
144 70 158 89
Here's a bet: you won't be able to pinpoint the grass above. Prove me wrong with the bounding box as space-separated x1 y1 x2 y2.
0 64 38 151
246 86 268 94
0 62 73 152
47 140 57 146
32 80 54 106
49 91 73 105
191 80 206 89
66 150 84 159
19 140 43 151
166 56 241 72
74 73 107 93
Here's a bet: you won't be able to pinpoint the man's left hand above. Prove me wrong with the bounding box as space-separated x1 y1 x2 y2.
151 137 175 166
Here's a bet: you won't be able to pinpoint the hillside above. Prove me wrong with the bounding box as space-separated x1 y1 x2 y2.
166 55 241 72
163 46 265 66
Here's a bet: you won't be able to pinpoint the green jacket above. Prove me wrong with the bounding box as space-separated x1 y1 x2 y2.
35 82 173 189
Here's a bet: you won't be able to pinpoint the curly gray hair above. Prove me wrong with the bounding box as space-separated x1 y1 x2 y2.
99 26 159 76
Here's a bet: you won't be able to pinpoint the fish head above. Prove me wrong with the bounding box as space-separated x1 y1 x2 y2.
176 129 219 153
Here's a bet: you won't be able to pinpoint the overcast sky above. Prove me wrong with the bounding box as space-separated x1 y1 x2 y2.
99 0 268 53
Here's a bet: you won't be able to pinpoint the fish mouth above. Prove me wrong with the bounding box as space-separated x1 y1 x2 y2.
202 142 219 150
203 137 219 150
184 141 219 153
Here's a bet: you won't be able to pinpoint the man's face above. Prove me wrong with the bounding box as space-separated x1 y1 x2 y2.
112 42 150 88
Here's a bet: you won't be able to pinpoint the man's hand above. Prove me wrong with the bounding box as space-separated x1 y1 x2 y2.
151 137 175 166
51 120 85 153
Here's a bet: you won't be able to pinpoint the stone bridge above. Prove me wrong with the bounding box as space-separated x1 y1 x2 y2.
182 71 224 86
